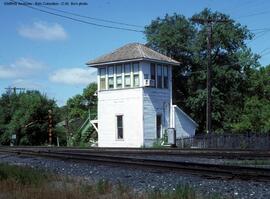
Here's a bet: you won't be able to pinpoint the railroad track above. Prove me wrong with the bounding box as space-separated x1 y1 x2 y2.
1 147 270 181
1 146 270 159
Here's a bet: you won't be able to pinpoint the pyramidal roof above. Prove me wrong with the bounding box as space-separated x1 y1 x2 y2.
87 43 180 67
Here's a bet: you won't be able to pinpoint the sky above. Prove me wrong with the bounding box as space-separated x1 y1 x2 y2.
1 0 270 106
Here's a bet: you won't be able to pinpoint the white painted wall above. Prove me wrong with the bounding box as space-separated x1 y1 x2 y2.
96 60 197 148
143 88 171 147
173 105 197 138
98 88 144 147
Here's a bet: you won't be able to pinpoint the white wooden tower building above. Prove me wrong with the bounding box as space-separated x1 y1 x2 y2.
87 43 197 147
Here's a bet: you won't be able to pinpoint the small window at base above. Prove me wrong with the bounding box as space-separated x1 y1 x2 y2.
116 115 123 139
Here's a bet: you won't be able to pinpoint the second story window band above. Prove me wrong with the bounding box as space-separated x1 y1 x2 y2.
116 64 122 88
133 62 139 87
99 67 106 90
124 63 131 88
108 66 114 89
157 64 162 88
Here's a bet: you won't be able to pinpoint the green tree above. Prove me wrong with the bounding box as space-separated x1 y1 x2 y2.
0 91 58 145
61 82 97 146
145 9 260 133
232 65 270 133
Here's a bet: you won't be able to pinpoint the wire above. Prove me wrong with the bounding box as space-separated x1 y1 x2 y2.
237 10 270 19
10 0 144 33
22 0 144 28
247 29 270 44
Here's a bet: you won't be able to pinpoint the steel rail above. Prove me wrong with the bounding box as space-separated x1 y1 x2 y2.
1 148 270 181
1 146 270 159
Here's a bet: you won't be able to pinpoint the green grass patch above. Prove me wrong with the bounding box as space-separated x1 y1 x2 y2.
0 163 224 199
0 163 49 185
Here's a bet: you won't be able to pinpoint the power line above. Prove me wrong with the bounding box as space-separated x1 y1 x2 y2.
18 0 143 28
237 10 270 19
33 2 144 28
9 0 144 33
246 29 270 44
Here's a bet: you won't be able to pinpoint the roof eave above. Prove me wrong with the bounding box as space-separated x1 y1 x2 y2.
86 58 180 67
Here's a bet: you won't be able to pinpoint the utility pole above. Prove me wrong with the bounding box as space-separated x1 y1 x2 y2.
191 17 229 134
5 87 25 95
48 109 53 146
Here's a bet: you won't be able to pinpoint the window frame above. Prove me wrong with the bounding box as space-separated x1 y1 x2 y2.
124 63 131 88
157 64 163 88
99 67 106 90
116 114 124 140
116 64 123 88
150 63 157 88
163 65 169 89
132 62 140 87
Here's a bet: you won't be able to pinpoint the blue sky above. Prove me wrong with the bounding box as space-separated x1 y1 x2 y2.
1 0 270 106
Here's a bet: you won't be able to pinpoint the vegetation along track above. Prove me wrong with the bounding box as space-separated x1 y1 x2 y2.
1 147 270 181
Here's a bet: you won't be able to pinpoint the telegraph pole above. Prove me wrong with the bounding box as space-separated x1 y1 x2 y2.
5 87 25 95
191 17 229 134
48 109 53 146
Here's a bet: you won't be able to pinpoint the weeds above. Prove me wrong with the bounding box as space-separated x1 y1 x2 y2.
147 184 196 199
0 163 223 199
96 179 112 194
0 163 49 185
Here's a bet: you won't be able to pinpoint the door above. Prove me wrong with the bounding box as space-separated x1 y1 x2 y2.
156 114 162 139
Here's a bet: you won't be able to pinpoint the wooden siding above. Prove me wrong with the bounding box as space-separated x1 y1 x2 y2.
174 106 197 138
143 88 171 147
98 88 144 147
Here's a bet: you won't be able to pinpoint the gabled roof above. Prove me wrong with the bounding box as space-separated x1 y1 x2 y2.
86 43 180 67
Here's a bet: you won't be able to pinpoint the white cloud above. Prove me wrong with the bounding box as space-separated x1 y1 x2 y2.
0 57 46 79
18 21 67 41
49 68 96 85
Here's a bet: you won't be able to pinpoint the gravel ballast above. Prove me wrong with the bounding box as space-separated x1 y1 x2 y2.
0 153 270 199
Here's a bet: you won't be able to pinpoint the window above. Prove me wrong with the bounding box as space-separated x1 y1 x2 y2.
124 64 131 87
99 68 106 90
116 65 122 88
156 114 162 139
108 66 114 89
150 63 156 87
163 65 168 89
133 63 139 87
150 63 156 80
133 62 139 73
116 115 123 139
157 64 162 88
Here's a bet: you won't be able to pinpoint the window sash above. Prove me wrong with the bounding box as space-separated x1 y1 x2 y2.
157 65 162 88
116 65 122 75
100 78 106 90
108 77 114 89
117 115 123 139
133 74 139 87
163 65 168 89
100 68 106 77
150 63 156 80
133 63 139 74
116 76 122 88
124 64 131 74
108 66 114 76
124 75 131 87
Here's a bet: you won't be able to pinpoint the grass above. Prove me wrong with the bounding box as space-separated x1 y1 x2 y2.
0 163 223 199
